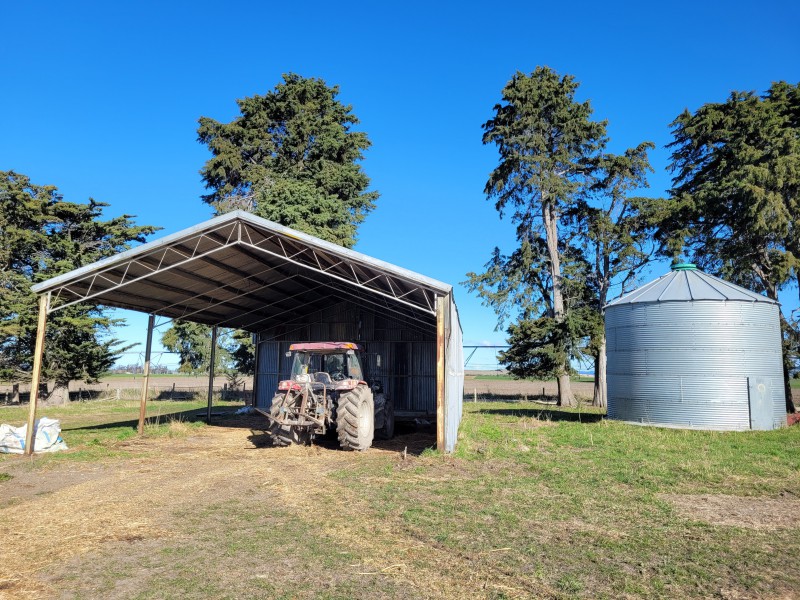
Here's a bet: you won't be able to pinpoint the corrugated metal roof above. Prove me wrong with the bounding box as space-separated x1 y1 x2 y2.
605 266 778 307
31 211 455 331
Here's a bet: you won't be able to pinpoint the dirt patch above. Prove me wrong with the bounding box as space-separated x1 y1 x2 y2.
0 463 113 509
662 493 800 530
0 421 499 599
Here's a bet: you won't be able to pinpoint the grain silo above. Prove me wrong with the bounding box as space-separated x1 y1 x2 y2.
604 264 786 431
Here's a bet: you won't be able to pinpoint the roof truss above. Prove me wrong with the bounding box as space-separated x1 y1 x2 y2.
33 212 451 332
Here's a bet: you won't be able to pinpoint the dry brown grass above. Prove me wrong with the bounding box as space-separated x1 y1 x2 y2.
661 493 800 530
1 421 540 599
1 399 798 599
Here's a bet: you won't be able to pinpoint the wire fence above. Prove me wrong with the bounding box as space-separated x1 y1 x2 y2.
0 383 252 406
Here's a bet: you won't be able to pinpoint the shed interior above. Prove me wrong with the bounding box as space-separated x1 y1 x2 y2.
29 211 464 450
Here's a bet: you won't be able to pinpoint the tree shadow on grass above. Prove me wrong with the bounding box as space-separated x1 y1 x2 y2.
478 407 605 423
466 392 560 403
59 408 217 432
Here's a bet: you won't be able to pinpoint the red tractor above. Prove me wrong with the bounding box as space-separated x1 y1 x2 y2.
264 342 394 450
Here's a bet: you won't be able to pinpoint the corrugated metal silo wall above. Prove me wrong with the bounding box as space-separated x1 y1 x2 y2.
444 295 464 452
254 301 437 413
605 300 786 431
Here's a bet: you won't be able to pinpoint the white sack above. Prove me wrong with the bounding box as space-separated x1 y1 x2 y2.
0 417 68 454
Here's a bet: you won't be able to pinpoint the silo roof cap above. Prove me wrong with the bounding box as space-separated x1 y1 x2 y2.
605 267 779 307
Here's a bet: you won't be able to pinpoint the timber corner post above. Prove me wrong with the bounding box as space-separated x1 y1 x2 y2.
207 325 218 422
24 293 50 456
436 295 445 452
137 314 155 435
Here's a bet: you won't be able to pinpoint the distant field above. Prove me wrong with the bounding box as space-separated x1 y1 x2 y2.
102 373 184 378
470 374 594 383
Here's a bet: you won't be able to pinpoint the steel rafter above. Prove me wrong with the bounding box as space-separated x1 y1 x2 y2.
238 224 437 316
46 223 244 314
37 215 449 337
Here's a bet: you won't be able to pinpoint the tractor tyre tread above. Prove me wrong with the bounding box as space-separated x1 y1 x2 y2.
336 384 374 451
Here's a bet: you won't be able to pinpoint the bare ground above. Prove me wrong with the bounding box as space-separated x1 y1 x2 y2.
0 375 254 398
1 408 798 599
2 418 533 600
662 492 800 530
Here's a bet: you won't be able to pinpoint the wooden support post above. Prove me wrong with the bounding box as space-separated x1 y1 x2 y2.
207 326 218 422
137 315 155 435
436 296 445 452
24 294 49 456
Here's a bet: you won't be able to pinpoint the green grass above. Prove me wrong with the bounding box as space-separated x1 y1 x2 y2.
98 372 213 379
3 398 798 599
791 378 800 388
330 402 800 598
0 398 243 464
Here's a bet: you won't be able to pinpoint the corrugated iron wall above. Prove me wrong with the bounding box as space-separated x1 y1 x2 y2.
444 294 464 453
254 301 437 413
606 301 786 431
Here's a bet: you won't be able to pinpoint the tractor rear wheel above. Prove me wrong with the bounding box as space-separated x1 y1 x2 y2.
336 384 374 451
269 392 310 447
375 396 395 440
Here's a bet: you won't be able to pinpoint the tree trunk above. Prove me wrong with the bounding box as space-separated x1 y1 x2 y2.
783 359 796 414
556 374 576 407
776 311 796 414
48 383 69 406
542 200 575 406
593 335 607 408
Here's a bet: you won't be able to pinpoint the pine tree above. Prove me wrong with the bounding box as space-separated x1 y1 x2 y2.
198 73 378 247
659 81 800 411
472 67 607 406
0 171 157 397
165 74 380 369
568 144 657 406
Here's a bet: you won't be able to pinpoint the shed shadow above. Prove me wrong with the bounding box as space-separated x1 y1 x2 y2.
245 420 435 457
478 407 605 423
60 408 437 457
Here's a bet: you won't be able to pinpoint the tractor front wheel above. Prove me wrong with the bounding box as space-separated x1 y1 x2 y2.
336 385 374 451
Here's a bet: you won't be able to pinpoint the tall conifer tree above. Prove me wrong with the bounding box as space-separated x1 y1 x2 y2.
165 74 379 369
659 81 800 411
0 171 157 396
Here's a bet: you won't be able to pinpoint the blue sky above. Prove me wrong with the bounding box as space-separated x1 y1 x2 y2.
2 0 799 370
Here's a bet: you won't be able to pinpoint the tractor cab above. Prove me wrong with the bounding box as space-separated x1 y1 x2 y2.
281 342 365 391
290 343 364 387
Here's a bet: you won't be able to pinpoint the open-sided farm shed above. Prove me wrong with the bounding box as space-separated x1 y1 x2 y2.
26 211 464 452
